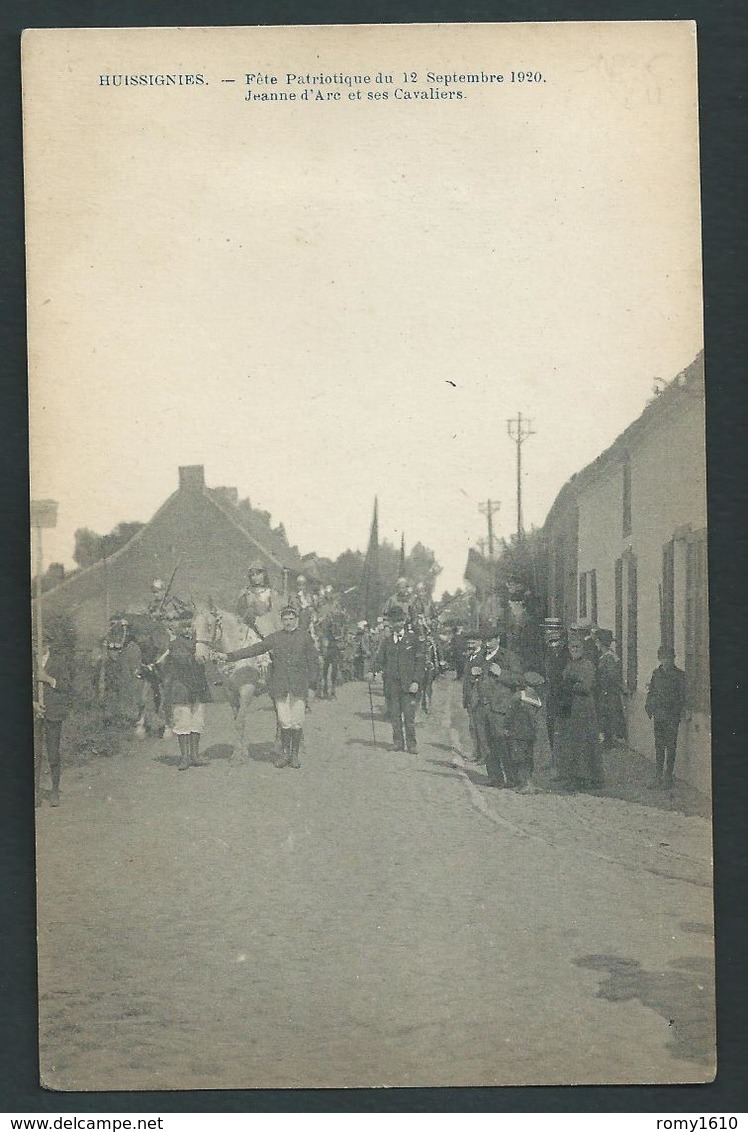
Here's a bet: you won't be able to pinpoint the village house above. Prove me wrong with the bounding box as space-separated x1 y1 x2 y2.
40 465 305 643
543 352 710 791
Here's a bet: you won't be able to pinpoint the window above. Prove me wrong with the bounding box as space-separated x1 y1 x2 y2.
685 528 710 713
622 455 632 538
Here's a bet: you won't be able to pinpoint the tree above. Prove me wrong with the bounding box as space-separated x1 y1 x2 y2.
107 522 144 553
73 521 144 568
237 498 272 529
494 527 548 618
406 542 442 590
73 528 103 569
41 562 66 592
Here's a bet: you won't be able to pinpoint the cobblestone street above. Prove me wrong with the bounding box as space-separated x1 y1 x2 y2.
36 677 715 1090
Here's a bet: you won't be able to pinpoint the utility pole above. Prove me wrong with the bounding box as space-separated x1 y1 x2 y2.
30 500 59 710
478 499 500 559
507 412 535 539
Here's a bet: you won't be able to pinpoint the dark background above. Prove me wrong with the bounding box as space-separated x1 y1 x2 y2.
2 0 746 1114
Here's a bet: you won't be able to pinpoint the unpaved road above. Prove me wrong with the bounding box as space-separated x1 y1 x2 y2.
36 677 715 1090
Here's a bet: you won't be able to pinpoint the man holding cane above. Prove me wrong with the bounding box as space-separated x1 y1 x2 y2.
371 608 426 753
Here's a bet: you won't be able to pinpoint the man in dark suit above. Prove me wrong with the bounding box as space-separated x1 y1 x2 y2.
645 645 686 789
372 608 426 753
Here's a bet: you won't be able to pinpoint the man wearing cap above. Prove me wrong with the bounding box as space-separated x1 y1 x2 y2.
645 646 686 789
219 606 319 769
371 608 426 753
160 624 211 771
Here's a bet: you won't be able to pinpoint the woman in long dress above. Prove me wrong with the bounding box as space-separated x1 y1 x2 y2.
553 635 604 791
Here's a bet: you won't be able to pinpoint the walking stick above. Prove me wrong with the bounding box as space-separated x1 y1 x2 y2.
367 679 377 745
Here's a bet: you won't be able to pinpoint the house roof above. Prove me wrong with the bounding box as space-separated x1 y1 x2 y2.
207 489 303 571
40 470 304 601
543 351 705 530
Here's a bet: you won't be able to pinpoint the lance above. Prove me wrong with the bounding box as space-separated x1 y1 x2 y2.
158 559 182 614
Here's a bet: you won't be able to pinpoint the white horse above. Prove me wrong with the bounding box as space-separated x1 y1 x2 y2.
193 605 276 754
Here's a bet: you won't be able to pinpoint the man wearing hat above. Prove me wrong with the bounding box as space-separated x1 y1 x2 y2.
371 607 426 752
473 629 524 787
219 606 319 769
645 645 686 789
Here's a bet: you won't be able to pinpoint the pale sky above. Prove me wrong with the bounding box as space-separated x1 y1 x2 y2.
24 23 703 596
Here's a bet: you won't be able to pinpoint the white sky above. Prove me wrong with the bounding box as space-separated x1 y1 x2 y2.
25 23 703 596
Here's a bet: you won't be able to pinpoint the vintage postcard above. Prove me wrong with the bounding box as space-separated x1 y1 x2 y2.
23 23 712 1090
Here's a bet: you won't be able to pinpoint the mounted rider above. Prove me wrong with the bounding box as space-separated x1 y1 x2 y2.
148 577 194 628
236 560 284 638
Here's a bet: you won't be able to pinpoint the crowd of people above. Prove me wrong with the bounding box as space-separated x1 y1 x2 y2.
32 563 687 805
456 613 686 796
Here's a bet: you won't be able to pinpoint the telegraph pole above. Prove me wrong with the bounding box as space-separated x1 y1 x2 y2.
507 412 535 539
30 499 59 709
478 499 500 559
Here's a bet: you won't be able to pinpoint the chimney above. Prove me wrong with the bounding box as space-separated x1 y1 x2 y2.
179 465 205 492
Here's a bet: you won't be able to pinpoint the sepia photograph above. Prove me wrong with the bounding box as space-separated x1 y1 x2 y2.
23 21 714 1090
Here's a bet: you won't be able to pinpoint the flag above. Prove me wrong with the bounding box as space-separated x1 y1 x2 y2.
398 532 406 576
360 497 381 626
464 547 494 593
